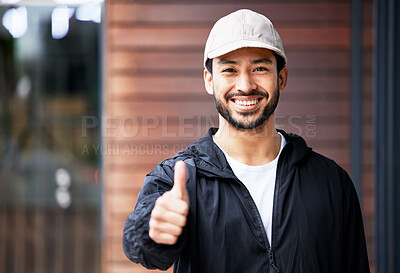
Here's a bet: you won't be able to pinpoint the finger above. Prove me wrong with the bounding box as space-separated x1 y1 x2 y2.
149 229 179 245
171 160 188 200
156 192 189 215
149 218 183 237
151 206 187 227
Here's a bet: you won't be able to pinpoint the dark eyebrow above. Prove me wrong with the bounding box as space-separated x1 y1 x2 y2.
217 58 273 65
217 59 238 65
251 58 273 65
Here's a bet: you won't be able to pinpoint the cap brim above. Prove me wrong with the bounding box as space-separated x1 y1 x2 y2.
205 40 287 67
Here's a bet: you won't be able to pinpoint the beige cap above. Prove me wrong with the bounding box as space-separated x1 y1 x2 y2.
204 9 287 68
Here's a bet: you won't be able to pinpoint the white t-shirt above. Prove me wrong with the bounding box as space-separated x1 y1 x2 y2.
214 133 286 244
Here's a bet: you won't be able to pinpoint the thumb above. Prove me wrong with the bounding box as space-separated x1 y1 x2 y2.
171 160 188 200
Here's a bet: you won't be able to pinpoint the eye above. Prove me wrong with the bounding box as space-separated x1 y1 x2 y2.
221 68 236 73
254 67 269 72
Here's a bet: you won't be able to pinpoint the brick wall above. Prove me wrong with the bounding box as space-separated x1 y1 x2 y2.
102 1 374 272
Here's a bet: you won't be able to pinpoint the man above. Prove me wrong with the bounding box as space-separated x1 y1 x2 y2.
123 9 370 273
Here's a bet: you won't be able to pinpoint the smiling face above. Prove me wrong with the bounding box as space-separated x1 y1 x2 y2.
204 47 288 130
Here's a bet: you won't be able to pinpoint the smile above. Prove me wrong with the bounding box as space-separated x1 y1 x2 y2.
234 99 259 106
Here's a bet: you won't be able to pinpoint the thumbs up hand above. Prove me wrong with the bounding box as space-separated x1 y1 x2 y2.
149 161 190 245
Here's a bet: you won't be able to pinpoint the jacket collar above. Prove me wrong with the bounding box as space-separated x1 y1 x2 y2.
182 127 312 178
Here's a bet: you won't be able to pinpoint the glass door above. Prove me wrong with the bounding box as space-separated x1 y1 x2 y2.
0 2 102 273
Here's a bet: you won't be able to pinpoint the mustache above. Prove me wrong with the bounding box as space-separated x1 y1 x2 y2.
225 90 269 100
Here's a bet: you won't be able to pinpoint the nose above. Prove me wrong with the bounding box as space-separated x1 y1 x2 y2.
235 72 257 93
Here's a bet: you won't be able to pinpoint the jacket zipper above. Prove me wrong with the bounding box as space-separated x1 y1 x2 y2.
268 248 280 272
268 144 291 273
234 178 280 273
230 143 291 273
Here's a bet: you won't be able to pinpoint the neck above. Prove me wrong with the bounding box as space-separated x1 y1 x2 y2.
214 115 281 166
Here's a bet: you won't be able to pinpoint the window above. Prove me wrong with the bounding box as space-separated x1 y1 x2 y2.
0 3 101 272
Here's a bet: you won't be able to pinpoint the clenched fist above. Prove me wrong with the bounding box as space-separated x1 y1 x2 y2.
149 161 189 245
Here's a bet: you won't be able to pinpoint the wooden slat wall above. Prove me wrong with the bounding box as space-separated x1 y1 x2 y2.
103 1 374 273
0 208 100 273
361 1 374 271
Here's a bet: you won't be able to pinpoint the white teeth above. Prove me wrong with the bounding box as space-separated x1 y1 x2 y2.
235 99 258 106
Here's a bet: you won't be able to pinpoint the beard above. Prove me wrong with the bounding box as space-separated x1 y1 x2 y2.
213 84 280 130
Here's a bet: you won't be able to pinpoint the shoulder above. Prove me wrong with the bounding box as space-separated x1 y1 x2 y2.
280 130 351 184
305 151 345 171
307 151 350 178
146 145 199 181
147 150 194 177
298 150 355 197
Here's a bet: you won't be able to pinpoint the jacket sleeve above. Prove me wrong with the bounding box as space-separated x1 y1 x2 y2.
341 171 370 273
122 159 188 270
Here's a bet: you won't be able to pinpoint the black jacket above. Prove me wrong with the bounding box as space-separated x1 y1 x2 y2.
123 128 370 273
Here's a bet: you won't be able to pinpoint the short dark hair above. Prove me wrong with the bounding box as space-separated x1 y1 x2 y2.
274 53 285 74
205 52 285 75
206 58 213 74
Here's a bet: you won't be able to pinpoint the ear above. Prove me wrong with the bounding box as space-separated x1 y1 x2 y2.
278 66 289 92
204 69 214 95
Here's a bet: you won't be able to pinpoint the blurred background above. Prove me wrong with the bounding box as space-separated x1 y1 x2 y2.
1 0 399 273
0 0 101 273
